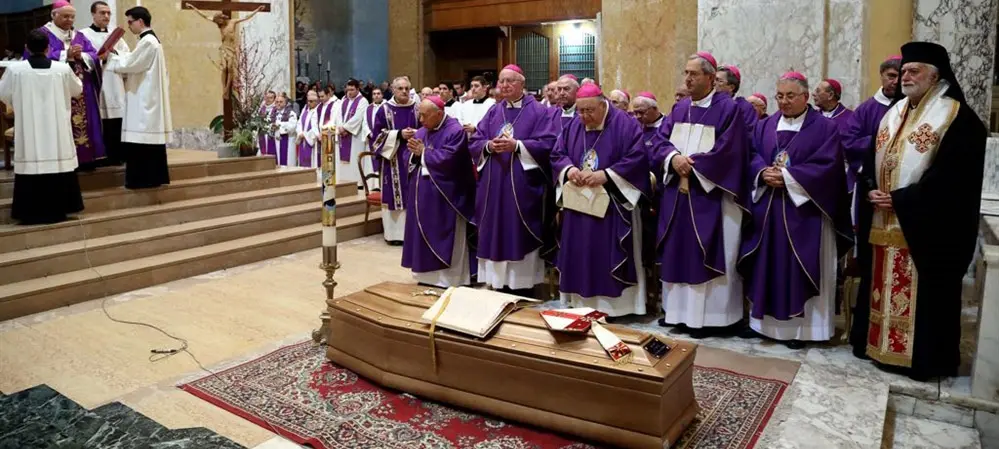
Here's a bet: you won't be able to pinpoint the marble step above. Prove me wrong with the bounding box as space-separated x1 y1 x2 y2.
0 166 320 224
883 411 982 448
0 215 381 321
0 182 341 253
0 196 369 285
0 385 242 448
0 155 278 199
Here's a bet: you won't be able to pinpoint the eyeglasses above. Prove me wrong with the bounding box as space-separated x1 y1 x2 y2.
774 92 802 102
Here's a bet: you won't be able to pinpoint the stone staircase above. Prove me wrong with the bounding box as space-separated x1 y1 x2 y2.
0 384 243 448
0 154 381 321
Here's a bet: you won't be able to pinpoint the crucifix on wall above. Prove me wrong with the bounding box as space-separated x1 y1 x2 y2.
183 0 271 139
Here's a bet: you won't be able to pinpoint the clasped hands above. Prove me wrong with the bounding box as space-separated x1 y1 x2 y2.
67 45 83 61
868 190 893 211
400 127 417 140
406 137 426 156
489 136 517 154
761 166 785 188
566 167 608 187
670 154 696 177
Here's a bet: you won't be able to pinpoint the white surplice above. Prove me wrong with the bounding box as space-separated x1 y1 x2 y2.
106 30 172 145
0 60 81 174
79 26 129 119
456 97 496 129
748 113 836 341
661 92 744 328
334 93 369 186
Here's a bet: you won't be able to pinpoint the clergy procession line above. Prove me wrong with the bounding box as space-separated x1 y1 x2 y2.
376 45 985 384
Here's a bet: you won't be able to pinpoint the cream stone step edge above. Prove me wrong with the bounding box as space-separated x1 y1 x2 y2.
0 167 321 221
0 195 372 284
0 181 365 253
0 184 320 253
0 156 279 199
0 214 382 321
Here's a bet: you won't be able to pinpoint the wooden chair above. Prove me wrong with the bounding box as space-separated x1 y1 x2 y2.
1 101 12 170
358 151 381 229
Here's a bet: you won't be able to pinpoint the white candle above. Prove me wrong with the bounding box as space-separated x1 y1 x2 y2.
318 53 322 65
306 53 310 64
327 61 330 71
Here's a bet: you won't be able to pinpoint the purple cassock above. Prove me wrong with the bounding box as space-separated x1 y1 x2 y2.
268 106 295 166
297 105 319 167
401 116 477 274
738 109 854 320
820 103 856 189
551 104 650 298
469 95 559 263
556 106 577 131
257 103 273 153
371 101 419 211
655 92 750 285
841 96 890 193
30 25 105 165
733 96 760 134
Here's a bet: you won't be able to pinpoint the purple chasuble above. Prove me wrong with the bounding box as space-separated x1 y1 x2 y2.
733 96 760 134
558 107 577 131
842 98 889 193
297 105 318 167
371 101 419 211
738 109 853 320
551 105 650 298
401 116 477 273
469 95 558 262
338 96 362 162
31 26 105 164
655 92 750 285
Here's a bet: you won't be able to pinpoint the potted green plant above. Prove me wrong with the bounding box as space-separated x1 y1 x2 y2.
228 127 257 157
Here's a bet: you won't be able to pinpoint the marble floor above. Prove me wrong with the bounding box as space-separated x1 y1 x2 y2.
0 234 985 449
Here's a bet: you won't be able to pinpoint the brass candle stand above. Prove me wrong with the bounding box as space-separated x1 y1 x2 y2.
312 129 339 347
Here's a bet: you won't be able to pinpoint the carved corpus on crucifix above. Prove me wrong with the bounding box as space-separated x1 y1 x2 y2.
183 0 271 138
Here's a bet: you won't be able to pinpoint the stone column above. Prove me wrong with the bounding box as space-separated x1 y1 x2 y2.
388 0 425 86
599 0 697 110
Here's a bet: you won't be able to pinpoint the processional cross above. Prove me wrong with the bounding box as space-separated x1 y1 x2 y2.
182 0 271 139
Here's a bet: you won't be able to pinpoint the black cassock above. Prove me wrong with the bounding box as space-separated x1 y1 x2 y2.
850 102 987 380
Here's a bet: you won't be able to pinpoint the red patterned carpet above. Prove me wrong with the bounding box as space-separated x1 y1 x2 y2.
180 342 789 449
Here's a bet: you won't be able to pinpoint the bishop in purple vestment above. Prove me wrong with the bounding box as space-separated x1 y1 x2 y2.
469 64 558 296
31 2 105 169
738 72 854 348
401 97 477 287
552 85 650 316
715 65 759 133
656 52 751 337
371 77 420 244
632 91 667 268
841 57 900 203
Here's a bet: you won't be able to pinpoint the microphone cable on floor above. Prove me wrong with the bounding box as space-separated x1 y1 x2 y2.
75 213 297 442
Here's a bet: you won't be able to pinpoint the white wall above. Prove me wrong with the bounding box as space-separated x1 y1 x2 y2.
72 0 118 30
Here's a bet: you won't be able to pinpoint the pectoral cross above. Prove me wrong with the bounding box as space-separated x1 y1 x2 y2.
181 0 271 140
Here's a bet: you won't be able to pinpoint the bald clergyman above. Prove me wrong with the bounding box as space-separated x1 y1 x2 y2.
401 96 477 288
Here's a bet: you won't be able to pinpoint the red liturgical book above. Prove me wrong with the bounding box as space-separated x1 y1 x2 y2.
98 27 125 56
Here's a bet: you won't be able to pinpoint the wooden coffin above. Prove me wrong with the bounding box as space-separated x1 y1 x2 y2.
326 283 699 449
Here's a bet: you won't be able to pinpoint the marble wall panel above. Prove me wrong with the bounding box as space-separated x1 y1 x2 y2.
913 0 999 124
388 0 423 86
240 0 291 95
985 136 999 196
698 0 826 115
600 0 698 111
825 0 866 109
